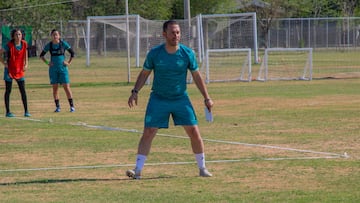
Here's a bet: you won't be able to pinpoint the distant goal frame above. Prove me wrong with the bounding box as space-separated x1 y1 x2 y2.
257 48 313 81
204 48 252 83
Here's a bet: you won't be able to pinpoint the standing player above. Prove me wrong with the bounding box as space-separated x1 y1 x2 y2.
126 20 214 179
0 29 31 117
40 29 75 113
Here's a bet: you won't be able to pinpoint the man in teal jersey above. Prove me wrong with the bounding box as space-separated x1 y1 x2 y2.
40 29 75 113
126 20 214 179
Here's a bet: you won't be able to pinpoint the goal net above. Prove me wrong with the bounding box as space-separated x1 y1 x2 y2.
203 48 252 83
257 48 313 81
86 15 204 64
85 13 258 83
199 13 258 64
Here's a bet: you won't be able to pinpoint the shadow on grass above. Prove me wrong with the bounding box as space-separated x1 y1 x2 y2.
0 176 175 186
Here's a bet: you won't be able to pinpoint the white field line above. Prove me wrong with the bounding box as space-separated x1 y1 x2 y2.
3 116 350 158
0 156 341 173
74 122 348 158
0 116 349 173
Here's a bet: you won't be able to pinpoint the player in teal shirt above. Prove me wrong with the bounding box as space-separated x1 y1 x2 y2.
143 43 198 99
40 29 75 113
126 20 214 179
143 43 199 128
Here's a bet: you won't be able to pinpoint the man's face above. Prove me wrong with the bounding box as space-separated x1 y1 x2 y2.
163 24 181 46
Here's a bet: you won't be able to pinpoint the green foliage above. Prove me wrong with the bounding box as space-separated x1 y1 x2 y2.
1 0 360 30
0 0 72 41
172 0 237 19
80 0 123 17
238 0 359 18
190 0 237 15
273 0 360 17
1 0 360 44
73 0 175 20
129 0 175 20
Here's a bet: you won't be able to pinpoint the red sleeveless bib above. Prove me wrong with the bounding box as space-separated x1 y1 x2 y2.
7 40 27 79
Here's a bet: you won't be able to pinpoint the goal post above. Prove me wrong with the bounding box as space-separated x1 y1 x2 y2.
257 48 313 81
204 48 252 83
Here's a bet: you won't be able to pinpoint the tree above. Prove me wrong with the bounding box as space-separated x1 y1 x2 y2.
128 0 175 20
171 0 237 19
340 0 360 17
239 0 289 48
78 0 124 17
283 0 360 18
285 0 338 18
0 1 72 53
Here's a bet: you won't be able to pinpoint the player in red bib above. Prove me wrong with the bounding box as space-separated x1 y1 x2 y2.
0 29 31 117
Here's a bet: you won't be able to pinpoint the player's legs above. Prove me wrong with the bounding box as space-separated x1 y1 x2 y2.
171 95 212 177
126 127 158 179
4 80 13 116
137 127 158 156
59 68 74 111
183 125 204 154
133 94 164 175
62 83 74 112
127 93 169 179
62 83 73 99
16 79 30 116
171 96 205 155
183 125 212 177
49 68 61 112
4 68 14 116
52 84 61 112
52 84 59 100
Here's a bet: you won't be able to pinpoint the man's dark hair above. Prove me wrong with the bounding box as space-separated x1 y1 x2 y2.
163 20 179 32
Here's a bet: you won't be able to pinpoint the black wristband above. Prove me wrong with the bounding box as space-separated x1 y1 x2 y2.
204 98 211 102
131 89 139 94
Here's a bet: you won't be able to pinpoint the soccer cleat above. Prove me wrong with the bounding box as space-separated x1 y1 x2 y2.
24 112 31 117
70 107 75 112
126 169 141 179
6 112 15 117
54 107 61 112
199 168 213 177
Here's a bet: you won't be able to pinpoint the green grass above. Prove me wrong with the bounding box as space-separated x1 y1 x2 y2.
0 56 359 202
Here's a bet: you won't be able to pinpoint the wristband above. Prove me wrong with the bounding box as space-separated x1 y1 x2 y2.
204 98 211 103
131 89 139 94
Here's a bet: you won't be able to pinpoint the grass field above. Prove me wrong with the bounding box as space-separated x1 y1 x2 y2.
0 56 359 202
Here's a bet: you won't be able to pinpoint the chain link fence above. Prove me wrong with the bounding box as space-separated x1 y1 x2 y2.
1 16 359 79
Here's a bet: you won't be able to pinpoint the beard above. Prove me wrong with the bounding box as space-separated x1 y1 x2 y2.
168 38 179 46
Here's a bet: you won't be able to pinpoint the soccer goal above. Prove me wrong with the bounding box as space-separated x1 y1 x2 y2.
199 13 259 64
203 48 252 83
257 48 313 81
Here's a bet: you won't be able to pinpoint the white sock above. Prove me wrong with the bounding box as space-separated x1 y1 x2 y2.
135 154 147 171
195 153 206 169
